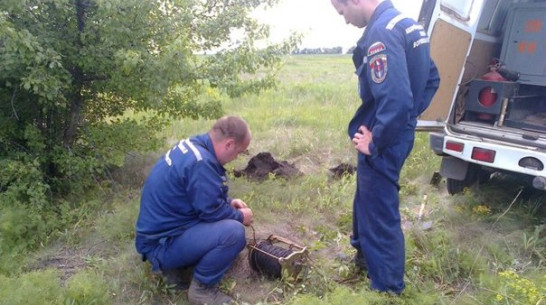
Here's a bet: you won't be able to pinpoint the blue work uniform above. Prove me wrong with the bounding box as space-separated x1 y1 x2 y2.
348 0 440 294
135 133 246 285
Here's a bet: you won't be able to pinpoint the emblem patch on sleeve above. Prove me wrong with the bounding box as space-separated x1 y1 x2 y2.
367 41 386 56
369 54 388 83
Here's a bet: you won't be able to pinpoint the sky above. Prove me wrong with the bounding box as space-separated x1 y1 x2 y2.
252 0 424 51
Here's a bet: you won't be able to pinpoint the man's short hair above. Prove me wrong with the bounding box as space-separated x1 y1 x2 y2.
210 116 250 144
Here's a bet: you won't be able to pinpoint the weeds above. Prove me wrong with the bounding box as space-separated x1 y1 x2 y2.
0 269 111 305
3 55 545 305
493 270 546 304
522 225 546 265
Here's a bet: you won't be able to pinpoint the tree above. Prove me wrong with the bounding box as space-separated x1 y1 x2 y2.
0 0 298 196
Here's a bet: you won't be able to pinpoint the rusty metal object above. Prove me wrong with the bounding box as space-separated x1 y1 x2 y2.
247 232 308 279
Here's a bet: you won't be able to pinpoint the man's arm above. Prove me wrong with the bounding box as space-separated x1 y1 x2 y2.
187 160 244 223
367 27 413 156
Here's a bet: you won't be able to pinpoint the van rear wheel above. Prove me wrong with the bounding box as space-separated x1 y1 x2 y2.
446 163 481 195
447 178 465 195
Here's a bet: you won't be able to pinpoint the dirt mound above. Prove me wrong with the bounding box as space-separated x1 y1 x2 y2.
329 163 356 178
234 152 302 181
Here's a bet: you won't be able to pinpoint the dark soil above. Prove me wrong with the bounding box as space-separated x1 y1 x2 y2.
234 152 302 181
28 247 87 284
329 163 356 179
225 224 313 303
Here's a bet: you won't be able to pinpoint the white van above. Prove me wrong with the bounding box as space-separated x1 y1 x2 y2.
417 0 546 194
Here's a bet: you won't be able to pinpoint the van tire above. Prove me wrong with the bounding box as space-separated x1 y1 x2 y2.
447 178 465 195
446 163 480 195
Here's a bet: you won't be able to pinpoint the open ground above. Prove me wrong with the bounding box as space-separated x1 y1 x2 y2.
15 55 546 305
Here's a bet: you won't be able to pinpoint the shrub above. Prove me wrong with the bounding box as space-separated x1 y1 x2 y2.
64 270 111 305
494 270 546 305
0 269 63 304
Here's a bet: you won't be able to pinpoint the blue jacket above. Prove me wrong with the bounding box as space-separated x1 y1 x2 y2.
135 133 243 244
349 0 440 157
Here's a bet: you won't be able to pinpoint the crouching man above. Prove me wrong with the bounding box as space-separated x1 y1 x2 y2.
135 116 253 305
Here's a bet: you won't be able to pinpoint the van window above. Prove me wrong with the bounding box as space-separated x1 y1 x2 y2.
441 0 474 20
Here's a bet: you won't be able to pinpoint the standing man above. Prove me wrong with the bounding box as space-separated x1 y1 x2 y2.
331 0 440 295
135 116 253 305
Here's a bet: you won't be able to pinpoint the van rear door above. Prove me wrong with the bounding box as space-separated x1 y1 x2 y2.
416 0 481 131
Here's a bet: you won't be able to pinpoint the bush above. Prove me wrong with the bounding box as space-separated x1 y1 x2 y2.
0 269 111 305
493 270 546 305
0 158 52 274
0 270 63 304
64 270 111 305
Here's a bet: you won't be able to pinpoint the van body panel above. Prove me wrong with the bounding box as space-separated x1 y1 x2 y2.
417 0 546 192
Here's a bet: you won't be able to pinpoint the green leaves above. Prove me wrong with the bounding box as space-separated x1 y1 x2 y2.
0 0 295 200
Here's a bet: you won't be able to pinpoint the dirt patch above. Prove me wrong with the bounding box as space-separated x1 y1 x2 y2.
234 152 302 181
28 247 87 284
224 222 316 304
329 163 356 179
225 249 282 303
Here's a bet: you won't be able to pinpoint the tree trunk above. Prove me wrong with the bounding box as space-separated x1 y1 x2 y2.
63 0 88 147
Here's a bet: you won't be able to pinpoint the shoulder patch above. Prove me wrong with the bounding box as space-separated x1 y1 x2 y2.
413 37 430 48
386 14 407 30
164 149 172 166
184 139 203 161
405 24 424 34
367 41 386 57
369 54 388 84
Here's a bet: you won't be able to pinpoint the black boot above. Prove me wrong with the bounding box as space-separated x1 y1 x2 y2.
187 278 234 305
353 250 367 271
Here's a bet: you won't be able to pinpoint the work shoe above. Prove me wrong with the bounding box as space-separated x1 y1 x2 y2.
353 250 367 271
162 266 193 290
187 278 234 305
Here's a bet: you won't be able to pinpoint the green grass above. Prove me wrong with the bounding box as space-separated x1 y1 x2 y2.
2 55 545 305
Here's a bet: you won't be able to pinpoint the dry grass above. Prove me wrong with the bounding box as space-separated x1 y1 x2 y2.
16 55 545 305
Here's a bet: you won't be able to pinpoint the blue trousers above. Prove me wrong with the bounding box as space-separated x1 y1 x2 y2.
140 219 246 285
350 138 414 294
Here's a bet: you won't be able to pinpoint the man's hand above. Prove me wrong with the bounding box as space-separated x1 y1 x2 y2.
239 207 253 226
231 199 252 226
352 125 373 156
230 198 248 209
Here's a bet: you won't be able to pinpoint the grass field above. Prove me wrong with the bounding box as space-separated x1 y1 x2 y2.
3 55 545 305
